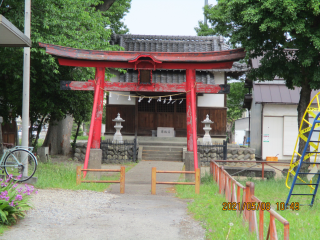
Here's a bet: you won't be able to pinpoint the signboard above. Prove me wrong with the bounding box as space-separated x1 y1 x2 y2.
157 127 175 137
263 134 269 142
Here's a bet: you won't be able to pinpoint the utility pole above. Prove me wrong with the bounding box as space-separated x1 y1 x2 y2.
204 0 208 25
22 0 31 176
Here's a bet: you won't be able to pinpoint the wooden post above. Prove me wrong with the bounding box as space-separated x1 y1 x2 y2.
284 222 289 240
237 185 241 215
76 166 81 185
120 166 125 194
92 67 105 148
262 162 264 180
270 215 277 240
195 168 200 194
259 206 264 240
245 182 250 221
249 182 257 237
186 70 193 152
186 68 198 170
151 167 156 195
83 67 104 178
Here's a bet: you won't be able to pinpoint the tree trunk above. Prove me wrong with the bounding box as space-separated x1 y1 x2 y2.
43 115 73 155
33 116 45 151
296 80 312 173
72 121 81 152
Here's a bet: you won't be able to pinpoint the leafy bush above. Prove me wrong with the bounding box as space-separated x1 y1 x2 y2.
0 175 37 225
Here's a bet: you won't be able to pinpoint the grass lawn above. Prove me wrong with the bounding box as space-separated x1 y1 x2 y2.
70 136 106 141
33 158 136 192
176 175 320 240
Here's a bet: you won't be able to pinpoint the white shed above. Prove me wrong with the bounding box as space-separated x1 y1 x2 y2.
250 80 319 161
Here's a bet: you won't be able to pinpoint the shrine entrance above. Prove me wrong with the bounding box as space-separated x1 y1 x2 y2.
39 42 245 174
105 93 187 137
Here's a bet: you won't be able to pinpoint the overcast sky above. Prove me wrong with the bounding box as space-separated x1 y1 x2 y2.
123 0 217 36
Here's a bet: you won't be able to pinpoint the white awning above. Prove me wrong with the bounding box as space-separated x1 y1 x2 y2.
0 14 31 47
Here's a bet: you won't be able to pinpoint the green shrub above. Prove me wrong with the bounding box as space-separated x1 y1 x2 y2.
0 175 36 225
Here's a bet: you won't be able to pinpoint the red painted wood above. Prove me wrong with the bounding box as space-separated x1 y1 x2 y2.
92 67 105 148
64 81 227 94
58 58 234 70
186 71 193 152
83 67 104 177
186 69 199 170
39 42 245 63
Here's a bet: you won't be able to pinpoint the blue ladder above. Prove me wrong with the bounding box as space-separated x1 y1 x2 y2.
286 112 320 207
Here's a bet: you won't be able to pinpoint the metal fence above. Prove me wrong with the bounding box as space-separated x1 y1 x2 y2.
101 138 137 163
197 140 227 166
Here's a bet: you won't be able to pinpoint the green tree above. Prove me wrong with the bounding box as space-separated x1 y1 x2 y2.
227 80 248 143
0 0 131 151
197 0 320 157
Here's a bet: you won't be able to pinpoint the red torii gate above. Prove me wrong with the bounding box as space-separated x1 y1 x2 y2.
39 43 245 176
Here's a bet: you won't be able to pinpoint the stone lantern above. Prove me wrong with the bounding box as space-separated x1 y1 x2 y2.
112 113 125 143
202 114 213 145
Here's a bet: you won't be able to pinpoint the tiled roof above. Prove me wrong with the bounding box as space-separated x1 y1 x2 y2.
111 34 226 52
111 34 248 83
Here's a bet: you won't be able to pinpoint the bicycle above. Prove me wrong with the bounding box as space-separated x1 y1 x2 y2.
0 146 38 182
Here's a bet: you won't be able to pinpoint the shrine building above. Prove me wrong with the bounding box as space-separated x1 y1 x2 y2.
105 34 249 138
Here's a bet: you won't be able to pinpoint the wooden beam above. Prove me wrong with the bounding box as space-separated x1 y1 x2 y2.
57 58 234 70
39 42 245 64
61 81 230 94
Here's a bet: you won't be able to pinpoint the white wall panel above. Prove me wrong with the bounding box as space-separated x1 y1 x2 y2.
283 116 298 156
197 94 224 107
264 104 297 117
214 72 225 84
109 92 136 105
262 116 285 159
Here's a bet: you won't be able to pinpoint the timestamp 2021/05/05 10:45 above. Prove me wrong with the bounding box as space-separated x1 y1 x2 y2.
222 202 300 211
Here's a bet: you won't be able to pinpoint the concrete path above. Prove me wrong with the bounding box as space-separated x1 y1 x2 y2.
108 161 184 195
104 160 206 240
1 161 205 240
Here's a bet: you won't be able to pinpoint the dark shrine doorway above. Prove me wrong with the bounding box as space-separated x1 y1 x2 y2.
137 93 187 137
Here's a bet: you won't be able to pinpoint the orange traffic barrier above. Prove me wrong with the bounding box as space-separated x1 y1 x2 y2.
76 166 125 194
151 167 200 195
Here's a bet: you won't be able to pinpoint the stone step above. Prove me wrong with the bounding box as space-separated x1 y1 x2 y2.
141 145 184 162
142 153 182 158
142 157 183 161
142 146 184 151
139 141 187 147
143 150 182 154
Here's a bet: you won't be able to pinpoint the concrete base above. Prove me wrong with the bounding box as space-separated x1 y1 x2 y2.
138 146 143 162
24 176 38 184
184 152 200 181
88 149 102 180
37 147 49 163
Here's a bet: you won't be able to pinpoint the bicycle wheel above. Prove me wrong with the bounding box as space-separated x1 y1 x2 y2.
4 149 37 182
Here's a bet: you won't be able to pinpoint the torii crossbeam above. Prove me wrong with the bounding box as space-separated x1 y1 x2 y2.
39 43 245 176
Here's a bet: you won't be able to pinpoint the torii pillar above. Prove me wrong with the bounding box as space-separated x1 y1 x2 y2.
186 69 198 168
83 67 105 173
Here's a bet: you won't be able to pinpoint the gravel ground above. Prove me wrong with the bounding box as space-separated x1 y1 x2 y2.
1 189 205 240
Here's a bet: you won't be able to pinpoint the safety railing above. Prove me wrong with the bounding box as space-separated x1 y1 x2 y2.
151 167 200 195
76 166 125 194
210 161 289 240
213 160 290 180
